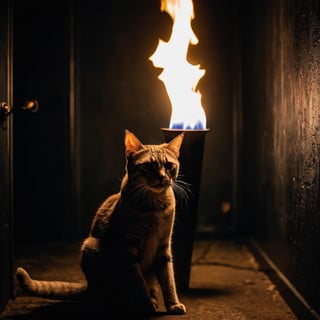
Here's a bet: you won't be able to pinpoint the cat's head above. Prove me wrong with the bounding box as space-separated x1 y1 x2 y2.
124 129 184 193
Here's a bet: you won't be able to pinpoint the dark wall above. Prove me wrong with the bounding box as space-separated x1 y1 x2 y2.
75 0 238 235
242 0 320 315
12 0 238 241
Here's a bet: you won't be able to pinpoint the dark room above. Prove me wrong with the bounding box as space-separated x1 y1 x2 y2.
1 0 320 319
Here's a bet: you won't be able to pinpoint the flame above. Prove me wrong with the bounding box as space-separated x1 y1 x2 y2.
149 0 206 130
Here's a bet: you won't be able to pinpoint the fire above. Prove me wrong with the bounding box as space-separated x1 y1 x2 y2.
149 0 206 130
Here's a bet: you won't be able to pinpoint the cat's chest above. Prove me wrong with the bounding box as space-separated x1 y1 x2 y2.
122 206 173 236
130 211 169 243
141 232 160 269
139 211 173 267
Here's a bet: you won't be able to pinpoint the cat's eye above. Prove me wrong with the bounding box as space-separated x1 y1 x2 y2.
165 162 174 170
139 162 154 172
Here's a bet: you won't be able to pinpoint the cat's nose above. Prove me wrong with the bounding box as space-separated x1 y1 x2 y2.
158 168 166 182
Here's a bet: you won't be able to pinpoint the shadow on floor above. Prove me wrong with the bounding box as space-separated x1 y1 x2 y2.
1 236 298 320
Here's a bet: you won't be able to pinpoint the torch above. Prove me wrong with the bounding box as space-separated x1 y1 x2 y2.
150 0 210 291
162 128 209 291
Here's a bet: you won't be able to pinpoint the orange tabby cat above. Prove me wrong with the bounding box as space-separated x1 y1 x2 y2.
16 129 186 315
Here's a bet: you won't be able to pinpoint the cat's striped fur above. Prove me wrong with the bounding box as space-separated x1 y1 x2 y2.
16 129 186 315
16 269 86 299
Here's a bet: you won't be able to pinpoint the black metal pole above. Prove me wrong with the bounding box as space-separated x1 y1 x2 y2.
161 128 210 291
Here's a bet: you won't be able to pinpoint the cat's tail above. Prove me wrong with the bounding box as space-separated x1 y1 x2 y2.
16 267 87 300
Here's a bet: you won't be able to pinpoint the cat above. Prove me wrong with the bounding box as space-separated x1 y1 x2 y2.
16 129 187 315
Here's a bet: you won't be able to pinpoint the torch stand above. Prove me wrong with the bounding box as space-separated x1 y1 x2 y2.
161 128 210 291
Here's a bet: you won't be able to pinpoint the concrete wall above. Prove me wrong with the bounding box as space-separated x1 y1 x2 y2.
241 0 320 315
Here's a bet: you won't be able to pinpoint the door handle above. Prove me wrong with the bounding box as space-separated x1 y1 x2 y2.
0 102 11 117
0 99 39 119
19 99 39 112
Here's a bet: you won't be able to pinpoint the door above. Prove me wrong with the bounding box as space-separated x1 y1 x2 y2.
0 0 14 314
13 0 78 243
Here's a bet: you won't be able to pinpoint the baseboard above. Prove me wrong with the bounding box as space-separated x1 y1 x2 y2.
248 238 320 320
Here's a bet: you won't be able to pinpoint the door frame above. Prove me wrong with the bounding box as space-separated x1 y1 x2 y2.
0 0 14 314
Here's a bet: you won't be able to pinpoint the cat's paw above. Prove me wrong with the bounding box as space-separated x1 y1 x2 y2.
150 297 158 310
140 302 157 315
168 303 187 314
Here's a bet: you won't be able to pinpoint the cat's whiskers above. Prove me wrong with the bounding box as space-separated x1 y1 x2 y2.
172 177 192 207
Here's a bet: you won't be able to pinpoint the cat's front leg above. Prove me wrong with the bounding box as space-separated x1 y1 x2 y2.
125 261 157 314
120 240 157 314
156 253 186 314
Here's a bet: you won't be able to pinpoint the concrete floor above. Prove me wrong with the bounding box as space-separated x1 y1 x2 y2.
1 237 297 320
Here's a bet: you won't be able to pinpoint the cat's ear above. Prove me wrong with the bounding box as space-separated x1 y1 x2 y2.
124 129 144 156
167 133 184 158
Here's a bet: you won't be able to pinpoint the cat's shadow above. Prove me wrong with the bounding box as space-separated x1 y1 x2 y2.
5 300 182 319
7 288 229 319
6 301 156 320
182 287 230 297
